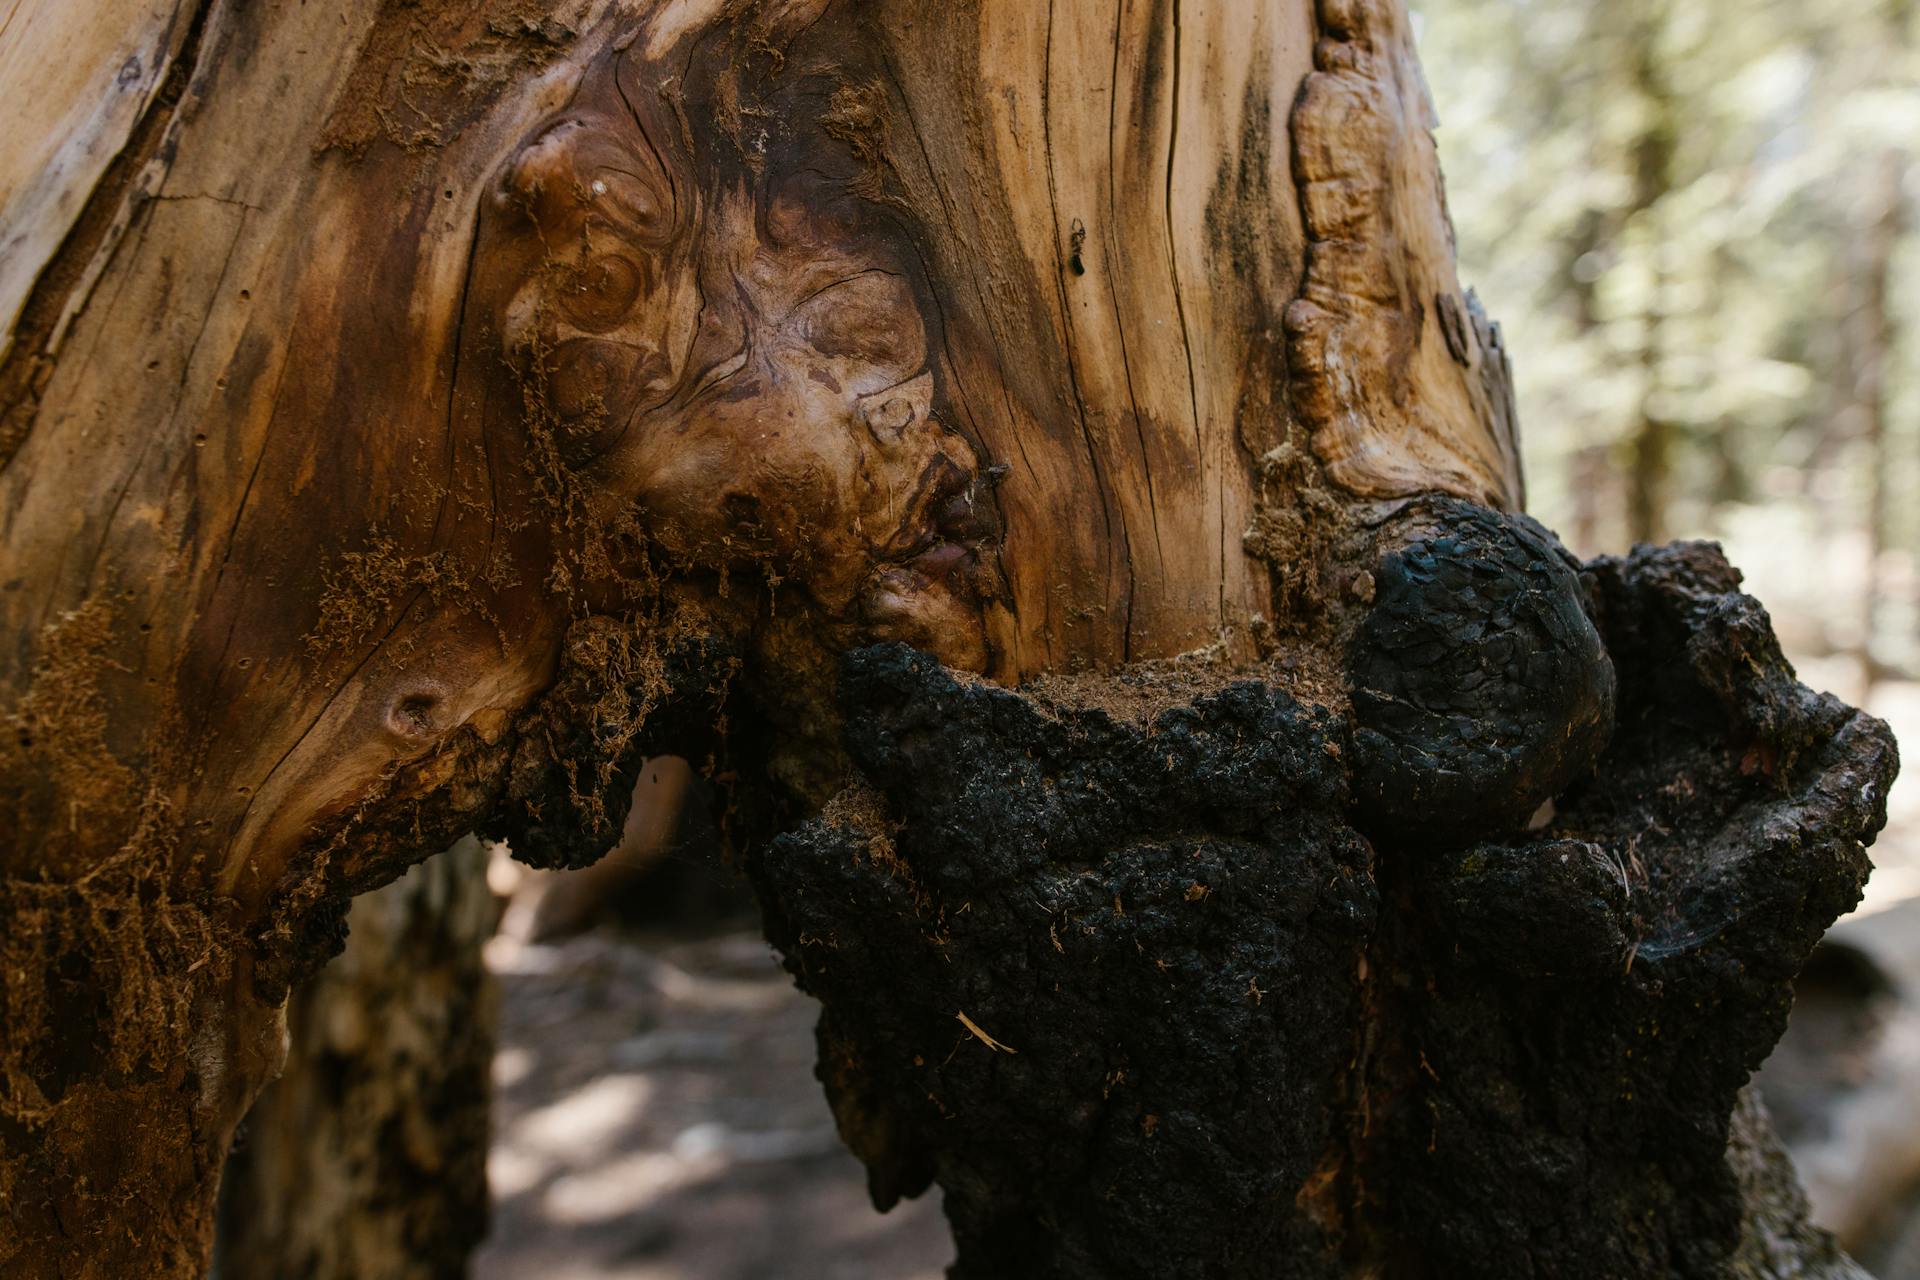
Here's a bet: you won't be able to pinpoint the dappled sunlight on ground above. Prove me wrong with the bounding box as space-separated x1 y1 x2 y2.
474 930 952 1280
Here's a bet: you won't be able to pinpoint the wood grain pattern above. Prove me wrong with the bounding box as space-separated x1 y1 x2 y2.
0 0 196 357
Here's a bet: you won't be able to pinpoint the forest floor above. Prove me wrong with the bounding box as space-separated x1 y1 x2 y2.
473 923 953 1280
474 658 1920 1280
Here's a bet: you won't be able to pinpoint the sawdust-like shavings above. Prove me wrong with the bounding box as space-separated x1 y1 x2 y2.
1 795 225 1123
1 600 136 818
306 534 501 661
820 80 891 202
1022 662 1244 729
818 777 942 919
560 617 670 832
0 606 227 1127
318 2 582 158
820 778 903 866
1020 634 1348 728
1242 435 1354 626
505 308 671 607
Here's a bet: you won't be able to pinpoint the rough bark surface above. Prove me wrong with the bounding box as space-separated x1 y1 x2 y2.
753 527 1894 1279
754 647 1372 1276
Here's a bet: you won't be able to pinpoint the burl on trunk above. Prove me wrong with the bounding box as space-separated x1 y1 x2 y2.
0 1 1893 1277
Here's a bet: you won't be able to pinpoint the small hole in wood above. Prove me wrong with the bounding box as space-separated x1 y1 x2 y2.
390 693 442 739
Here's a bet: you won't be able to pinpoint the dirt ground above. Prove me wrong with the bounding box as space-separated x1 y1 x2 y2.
474 926 953 1280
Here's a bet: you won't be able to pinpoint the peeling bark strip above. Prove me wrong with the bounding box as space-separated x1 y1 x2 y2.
755 533 1894 1279
0 1 1891 1276
1285 0 1524 508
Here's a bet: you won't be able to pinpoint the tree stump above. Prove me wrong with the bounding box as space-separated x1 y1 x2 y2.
213 837 496 1280
0 0 1893 1275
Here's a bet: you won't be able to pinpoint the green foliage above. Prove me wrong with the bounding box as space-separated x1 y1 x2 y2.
1413 0 1918 665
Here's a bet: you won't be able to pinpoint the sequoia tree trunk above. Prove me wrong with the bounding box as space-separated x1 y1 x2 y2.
0 2 1893 1278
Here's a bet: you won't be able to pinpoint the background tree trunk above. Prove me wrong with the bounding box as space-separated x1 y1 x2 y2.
1854 148 1906 694
0 1 1891 1277
1622 1 1678 548
212 836 496 1280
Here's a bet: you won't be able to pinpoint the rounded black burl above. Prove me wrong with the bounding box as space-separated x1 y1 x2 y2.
1347 497 1615 845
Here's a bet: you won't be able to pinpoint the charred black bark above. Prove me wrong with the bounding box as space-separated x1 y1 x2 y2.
1349 497 1616 844
1369 542 1894 1278
751 508 1895 1280
754 649 1373 1276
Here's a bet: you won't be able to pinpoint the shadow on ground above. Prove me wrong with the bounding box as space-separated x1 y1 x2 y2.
475 927 952 1280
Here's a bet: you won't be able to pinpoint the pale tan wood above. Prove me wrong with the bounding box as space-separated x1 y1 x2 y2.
0 0 196 356
873 0 1321 669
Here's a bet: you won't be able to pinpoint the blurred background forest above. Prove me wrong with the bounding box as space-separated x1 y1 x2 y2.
1412 0 1917 696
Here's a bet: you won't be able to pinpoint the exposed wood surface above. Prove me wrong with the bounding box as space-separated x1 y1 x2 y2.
0 0 1520 912
1287 0 1523 506
0 0 196 357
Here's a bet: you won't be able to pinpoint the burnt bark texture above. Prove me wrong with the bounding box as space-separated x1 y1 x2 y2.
753 521 1895 1279
0 0 1892 1275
